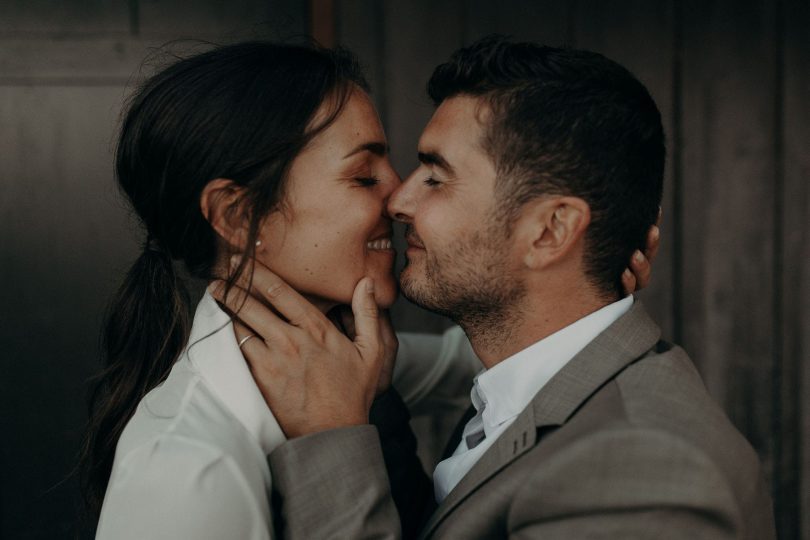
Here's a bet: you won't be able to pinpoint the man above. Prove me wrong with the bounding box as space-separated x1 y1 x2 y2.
213 37 775 539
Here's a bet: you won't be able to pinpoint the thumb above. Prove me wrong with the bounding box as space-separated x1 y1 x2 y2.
351 277 381 360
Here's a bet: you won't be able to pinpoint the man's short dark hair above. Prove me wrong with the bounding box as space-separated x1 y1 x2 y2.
428 36 665 298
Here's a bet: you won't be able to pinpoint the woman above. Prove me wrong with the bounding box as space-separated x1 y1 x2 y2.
81 41 406 539
82 41 654 539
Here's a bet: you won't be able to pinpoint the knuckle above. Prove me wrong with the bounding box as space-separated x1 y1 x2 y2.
265 280 286 299
276 336 297 355
311 319 329 343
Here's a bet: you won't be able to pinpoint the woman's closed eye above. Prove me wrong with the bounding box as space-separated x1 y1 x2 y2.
355 176 380 187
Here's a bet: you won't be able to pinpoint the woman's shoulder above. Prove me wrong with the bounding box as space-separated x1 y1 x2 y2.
98 428 273 539
115 358 270 484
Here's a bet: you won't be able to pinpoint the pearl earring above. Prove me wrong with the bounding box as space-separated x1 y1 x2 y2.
255 240 262 247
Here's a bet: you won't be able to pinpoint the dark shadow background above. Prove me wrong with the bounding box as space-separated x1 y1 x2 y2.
1 1 807 538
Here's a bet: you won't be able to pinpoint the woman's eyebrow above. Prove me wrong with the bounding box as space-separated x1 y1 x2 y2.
343 141 389 159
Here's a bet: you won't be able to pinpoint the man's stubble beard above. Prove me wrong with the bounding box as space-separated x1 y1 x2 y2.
399 219 526 351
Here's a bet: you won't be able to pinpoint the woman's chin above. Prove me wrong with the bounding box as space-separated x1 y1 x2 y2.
373 278 399 309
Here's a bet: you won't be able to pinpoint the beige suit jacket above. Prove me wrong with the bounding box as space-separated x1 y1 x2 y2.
269 302 776 539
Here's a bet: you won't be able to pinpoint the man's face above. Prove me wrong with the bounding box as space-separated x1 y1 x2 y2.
387 95 524 323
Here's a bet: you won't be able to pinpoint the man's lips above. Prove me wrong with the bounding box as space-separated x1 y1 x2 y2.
404 226 425 249
405 235 425 249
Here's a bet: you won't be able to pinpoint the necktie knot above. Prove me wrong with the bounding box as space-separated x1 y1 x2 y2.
465 427 486 449
463 383 488 449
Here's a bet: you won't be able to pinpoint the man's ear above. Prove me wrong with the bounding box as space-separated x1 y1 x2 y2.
519 196 591 270
200 178 250 251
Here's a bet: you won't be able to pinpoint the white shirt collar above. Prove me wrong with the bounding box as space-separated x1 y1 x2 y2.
183 290 286 455
473 295 634 438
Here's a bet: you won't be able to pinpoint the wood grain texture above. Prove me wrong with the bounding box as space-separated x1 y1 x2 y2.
572 0 677 340
309 0 335 47
0 38 187 84
0 0 130 36
462 0 570 45
136 0 286 38
335 0 387 122
679 0 777 473
0 85 139 539
781 0 809 537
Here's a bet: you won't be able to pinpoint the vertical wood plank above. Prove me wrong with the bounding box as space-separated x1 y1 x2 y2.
781 0 809 537
0 1 130 36
137 0 304 39
0 6 138 537
679 0 777 499
0 85 139 540
462 0 570 45
335 0 387 120
309 0 335 47
572 0 677 340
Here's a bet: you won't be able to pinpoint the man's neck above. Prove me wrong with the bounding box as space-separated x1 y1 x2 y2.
464 287 618 369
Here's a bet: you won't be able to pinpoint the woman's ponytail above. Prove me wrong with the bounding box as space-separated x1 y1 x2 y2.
80 240 189 515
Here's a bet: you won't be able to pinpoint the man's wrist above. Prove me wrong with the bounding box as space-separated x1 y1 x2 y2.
285 415 369 439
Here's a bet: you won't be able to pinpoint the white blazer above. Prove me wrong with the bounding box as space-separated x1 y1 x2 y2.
95 291 481 539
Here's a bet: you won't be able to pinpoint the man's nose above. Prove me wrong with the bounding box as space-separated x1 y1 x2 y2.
380 171 401 205
387 172 417 223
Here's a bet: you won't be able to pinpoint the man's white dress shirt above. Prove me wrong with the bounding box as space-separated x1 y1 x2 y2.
433 295 634 502
95 291 483 539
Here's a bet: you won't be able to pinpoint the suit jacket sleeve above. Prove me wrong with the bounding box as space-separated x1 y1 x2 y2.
268 425 402 540
508 428 747 539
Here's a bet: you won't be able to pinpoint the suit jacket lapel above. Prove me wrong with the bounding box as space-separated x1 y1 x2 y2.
419 301 661 539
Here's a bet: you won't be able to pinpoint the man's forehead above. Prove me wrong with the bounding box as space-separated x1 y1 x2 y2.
418 95 489 153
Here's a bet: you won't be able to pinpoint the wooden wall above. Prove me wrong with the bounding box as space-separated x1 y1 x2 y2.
0 1 806 538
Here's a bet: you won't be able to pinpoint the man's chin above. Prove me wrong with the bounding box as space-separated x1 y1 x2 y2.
398 272 437 311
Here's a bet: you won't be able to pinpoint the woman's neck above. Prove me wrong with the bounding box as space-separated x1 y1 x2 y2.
303 294 339 315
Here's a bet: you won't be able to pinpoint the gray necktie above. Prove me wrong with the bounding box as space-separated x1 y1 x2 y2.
465 426 486 449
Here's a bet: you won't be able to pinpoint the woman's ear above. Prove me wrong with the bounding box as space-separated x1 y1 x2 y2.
200 178 250 251
520 196 591 270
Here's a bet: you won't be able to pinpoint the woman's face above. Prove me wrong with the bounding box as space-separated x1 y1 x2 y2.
256 90 400 309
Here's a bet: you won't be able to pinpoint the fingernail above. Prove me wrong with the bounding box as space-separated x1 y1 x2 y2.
623 269 633 279
634 250 644 263
230 254 242 268
652 226 660 240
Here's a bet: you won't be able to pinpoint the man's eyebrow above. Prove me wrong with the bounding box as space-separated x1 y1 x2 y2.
343 141 389 159
418 151 456 176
